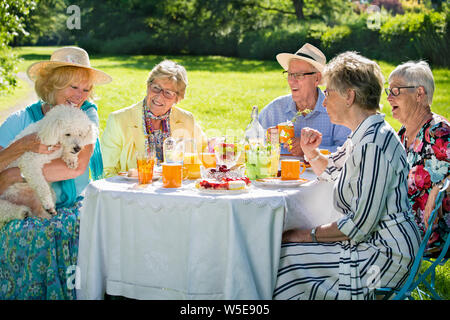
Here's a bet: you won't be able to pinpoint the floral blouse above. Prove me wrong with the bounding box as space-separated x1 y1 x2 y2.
398 114 449 256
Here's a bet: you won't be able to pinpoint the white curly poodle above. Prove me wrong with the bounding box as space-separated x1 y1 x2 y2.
0 104 98 228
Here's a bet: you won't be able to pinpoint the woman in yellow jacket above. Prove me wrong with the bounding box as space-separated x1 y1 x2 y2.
101 60 207 177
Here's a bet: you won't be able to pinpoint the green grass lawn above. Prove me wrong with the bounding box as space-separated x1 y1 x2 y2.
1 46 449 299
3 47 449 137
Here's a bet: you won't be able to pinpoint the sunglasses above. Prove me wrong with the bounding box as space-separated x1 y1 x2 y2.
384 86 418 96
149 83 178 99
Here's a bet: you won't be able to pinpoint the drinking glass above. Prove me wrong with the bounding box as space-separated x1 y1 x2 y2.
136 146 156 185
163 137 184 164
183 138 201 180
162 163 183 188
245 145 272 180
277 122 295 144
214 136 242 169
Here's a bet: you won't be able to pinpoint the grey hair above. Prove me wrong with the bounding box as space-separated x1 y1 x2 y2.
388 60 434 105
147 60 188 99
323 51 384 111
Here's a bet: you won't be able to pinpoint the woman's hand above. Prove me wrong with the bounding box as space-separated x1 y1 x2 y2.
18 133 61 154
0 167 22 195
282 229 311 243
300 128 322 155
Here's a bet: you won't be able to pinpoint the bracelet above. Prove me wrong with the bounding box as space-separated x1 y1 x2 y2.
310 227 318 242
304 151 321 163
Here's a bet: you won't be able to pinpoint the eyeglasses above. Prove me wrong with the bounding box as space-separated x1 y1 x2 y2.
323 89 335 97
149 83 178 99
384 86 418 96
283 71 317 81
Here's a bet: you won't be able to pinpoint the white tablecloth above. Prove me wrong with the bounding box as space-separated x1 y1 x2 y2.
76 170 342 300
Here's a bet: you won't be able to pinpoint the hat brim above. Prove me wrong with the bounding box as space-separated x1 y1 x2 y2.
27 61 112 85
276 53 325 73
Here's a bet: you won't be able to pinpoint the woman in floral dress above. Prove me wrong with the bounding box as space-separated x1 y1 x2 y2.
386 60 449 257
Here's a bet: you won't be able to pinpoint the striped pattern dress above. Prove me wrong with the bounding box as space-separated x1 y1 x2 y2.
273 114 421 300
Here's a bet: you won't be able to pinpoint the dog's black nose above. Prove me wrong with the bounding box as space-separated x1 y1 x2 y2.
73 145 81 153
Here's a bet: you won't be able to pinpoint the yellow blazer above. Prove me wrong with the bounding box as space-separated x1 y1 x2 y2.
101 100 207 177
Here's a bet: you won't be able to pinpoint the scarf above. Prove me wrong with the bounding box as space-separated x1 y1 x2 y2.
142 98 171 162
26 100 104 208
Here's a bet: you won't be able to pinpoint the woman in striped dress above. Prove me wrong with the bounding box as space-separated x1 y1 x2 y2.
273 52 421 300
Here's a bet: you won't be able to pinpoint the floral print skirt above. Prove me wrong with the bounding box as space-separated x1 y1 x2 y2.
0 201 81 300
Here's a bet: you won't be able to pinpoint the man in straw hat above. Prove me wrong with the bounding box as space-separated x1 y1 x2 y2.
0 46 111 299
259 43 350 156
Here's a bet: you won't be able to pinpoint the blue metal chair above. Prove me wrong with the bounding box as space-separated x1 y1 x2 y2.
375 177 449 300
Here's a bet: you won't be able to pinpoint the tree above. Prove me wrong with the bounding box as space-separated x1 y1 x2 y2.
0 0 37 93
292 0 305 20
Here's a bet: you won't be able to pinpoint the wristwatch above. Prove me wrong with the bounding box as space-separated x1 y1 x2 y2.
310 227 318 243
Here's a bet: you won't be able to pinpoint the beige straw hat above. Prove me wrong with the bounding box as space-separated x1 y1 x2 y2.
276 43 326 73
27 46 112 85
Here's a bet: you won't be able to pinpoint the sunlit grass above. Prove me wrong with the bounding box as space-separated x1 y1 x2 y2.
2 47 449 136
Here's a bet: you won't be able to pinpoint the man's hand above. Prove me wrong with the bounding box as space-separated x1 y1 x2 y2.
284 137 304 157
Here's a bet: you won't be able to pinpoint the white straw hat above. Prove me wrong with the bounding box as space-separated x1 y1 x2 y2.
27 46 112 85
276 43 326 73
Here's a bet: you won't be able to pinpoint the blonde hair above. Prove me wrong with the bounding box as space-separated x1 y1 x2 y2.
35 66 95 105
323 51 384 111
146 60 188 99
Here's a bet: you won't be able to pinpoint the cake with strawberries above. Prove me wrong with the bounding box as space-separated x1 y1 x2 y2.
195 177 251 191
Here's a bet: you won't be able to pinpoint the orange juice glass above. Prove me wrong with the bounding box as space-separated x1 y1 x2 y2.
183 152 201 180
162 163 183 188
281 159 306 180
277 122 295 144
136 151 155 184
320 149 331 156
200 152 216 168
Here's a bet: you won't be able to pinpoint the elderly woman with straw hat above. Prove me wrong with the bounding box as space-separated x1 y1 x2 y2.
0 46 111 299
101 59 207 177
274 52 420 300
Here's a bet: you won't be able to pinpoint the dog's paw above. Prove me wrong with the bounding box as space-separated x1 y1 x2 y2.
65 158 78 169
46 207 57 216
17 205 32 219
39 210 53 220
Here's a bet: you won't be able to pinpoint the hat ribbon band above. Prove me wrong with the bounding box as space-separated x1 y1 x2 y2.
295 52 316 61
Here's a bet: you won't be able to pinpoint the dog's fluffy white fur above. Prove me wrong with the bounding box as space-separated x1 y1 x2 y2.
0 104 98 228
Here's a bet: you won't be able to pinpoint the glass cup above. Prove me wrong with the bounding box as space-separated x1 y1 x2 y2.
269 144 280 177
320 149 331 156
163 137 184 164
200 152 216 169
162 162 183 188
277 122 295 144
281 159 306 180
136 148 156 185
245 145 272 180
182 138 201 180
214 136 242 169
